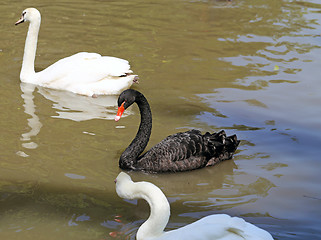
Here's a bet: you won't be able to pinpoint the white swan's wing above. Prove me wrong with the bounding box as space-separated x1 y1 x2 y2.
159 214 273 240
36 52 136 95
38 52 132 83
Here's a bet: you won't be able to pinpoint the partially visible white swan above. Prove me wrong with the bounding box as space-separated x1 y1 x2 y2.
115 172 274 240
15 8 138 96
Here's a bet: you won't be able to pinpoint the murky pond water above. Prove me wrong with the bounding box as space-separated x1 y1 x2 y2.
1 0 321 239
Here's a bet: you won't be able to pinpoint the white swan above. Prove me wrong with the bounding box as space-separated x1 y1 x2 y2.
15 8 138 96
115 172 274 240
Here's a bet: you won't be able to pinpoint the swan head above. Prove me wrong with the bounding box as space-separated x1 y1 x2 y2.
115 89 140 121
15 8 41 25
115 172 136 199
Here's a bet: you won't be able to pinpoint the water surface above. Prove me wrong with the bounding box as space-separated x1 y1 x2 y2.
1 0 321 239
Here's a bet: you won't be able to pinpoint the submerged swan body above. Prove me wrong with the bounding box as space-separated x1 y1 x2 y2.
115 89 239 172
15 8 137 96
115 172 274 240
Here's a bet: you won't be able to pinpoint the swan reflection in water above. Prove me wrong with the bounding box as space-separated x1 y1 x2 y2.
20 83 42 149
19 82 132 150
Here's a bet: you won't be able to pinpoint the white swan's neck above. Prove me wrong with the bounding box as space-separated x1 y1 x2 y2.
21 16 41 82
134 182 170 240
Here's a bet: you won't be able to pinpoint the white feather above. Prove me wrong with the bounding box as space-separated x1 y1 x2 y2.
115 172 274 240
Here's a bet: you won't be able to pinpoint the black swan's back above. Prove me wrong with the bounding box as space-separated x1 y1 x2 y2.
136 130 239 172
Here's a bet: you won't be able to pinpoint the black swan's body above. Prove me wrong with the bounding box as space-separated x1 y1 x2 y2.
115 89 240 172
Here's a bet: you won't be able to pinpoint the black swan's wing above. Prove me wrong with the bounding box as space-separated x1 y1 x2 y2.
136 130 239 172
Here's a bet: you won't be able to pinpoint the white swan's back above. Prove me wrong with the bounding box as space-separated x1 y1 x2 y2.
38 52 133 84
16 8 137 96
160 214 273 240
36 52 136 95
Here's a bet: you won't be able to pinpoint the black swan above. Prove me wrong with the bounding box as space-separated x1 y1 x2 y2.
115 89 240 172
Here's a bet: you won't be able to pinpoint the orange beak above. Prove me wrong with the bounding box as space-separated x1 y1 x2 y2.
15 16 25 25
115 102 125 122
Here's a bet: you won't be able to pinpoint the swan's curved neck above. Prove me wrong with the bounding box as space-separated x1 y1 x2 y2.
119 93 152 169
21 18 41 81
134 182 170 240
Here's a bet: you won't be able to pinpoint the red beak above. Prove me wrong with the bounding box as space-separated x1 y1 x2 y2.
115 102 125 122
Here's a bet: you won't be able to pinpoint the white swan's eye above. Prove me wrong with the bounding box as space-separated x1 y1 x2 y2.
22 12 26 17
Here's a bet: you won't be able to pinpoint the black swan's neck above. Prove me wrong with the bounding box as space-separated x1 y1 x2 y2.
119 93 152 169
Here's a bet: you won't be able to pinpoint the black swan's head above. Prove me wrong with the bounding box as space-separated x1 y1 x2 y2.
115 89 141 122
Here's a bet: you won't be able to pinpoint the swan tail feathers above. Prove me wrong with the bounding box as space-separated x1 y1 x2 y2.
204 130 240 166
